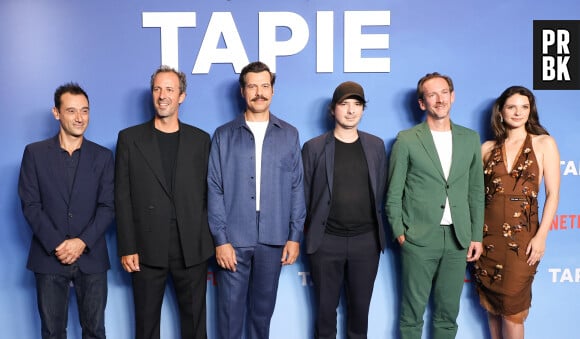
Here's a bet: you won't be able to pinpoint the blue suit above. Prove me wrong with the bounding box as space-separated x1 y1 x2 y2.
208 113 306 339
208 113 305 248
18 135 114 339
19 135 115 274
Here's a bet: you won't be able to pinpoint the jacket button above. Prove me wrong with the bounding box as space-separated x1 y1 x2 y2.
68 213 73 218
440 205 445 209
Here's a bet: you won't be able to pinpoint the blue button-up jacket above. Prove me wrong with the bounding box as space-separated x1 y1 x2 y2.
208 113 306 247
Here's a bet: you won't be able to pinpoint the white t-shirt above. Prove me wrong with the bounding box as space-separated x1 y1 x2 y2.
431 130 453 225
246 120 268 211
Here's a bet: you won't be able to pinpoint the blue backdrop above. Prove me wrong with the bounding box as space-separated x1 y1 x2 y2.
1 1 579 338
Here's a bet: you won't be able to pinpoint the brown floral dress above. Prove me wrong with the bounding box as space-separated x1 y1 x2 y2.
473 134 539 320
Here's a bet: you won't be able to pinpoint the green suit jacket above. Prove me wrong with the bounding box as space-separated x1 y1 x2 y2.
385 121 484 248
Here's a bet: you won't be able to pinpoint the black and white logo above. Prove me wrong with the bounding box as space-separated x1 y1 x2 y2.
533 20 580 90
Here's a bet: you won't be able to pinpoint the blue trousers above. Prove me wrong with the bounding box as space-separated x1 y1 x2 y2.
35 264 107 339
216 243 284 339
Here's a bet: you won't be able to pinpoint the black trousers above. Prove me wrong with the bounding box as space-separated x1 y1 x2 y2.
131 220 208 339
309 231 380 339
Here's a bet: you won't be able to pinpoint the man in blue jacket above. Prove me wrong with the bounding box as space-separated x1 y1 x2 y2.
208 61 306 339
18 83 115 339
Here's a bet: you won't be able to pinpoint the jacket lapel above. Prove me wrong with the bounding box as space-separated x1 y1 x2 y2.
70 140 94 203
359 133 377 195
48 136 71 205
174 122 194 196
448 121 464 183
135 121 171 197
416 122 445 180
324 132 335 195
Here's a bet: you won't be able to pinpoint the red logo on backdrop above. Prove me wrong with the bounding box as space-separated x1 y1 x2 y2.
550 214 580 230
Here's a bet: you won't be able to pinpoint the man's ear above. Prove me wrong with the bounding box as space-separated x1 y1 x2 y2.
52 107 60 121
418 98 425 111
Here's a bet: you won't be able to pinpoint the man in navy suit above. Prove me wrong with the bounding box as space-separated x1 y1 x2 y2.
302 81 387 339
18 83 115 339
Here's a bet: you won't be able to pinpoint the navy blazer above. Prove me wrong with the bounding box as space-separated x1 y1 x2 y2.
115 120 214 268
18 135 115 274
302 131 388 254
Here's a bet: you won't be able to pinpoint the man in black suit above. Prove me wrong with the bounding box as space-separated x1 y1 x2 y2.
115 66 214 339
19 83 115 339
301 81 387 339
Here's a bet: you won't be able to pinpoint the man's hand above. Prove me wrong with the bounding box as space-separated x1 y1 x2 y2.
216 243 237 272
121 254 140 272
281 241 300 266
55 238 86 265
466 241 483 262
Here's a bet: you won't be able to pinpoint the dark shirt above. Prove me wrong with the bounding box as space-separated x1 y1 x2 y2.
155 129 179 194
61 148 80 197
156 128 179 220
326 138 376 236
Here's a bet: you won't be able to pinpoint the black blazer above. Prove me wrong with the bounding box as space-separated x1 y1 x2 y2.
19 136 115 274
301 131 388 254
115 120 214 267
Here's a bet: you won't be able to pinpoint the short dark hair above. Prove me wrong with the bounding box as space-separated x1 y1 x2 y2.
150 65 187 94
416 72 454 100
54 83 89 109
239 61 276 88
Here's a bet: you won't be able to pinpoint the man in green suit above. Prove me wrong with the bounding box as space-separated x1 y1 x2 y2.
386 72 484 339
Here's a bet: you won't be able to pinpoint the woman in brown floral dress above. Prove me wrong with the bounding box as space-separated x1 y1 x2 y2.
473 86 560 339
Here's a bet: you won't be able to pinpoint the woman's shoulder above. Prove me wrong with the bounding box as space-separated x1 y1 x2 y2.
481 140 497 163
481 140 497 154
531 134 558 151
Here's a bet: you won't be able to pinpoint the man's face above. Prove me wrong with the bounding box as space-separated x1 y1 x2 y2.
152 71 185 119
332 98 364 130
241 71 274 115
418 77 455 121
52 93 89 138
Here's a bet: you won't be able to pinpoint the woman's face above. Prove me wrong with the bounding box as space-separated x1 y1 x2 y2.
501 93 530 129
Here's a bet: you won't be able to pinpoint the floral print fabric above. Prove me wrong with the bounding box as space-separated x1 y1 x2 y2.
473 134 539 316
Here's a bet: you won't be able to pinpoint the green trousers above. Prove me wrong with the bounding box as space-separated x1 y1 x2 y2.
399 225 468 339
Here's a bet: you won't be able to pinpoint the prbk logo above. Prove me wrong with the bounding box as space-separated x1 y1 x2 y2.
533 20 580 90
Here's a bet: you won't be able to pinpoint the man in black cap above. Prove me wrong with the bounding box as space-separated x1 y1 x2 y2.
302 81 388 339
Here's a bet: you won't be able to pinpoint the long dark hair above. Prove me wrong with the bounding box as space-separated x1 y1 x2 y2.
490 86 549 145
